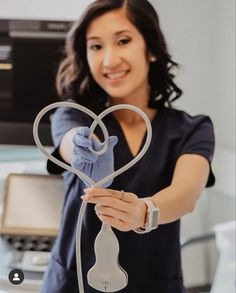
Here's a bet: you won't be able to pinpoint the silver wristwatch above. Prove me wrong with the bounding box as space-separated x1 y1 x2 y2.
134 197 159 234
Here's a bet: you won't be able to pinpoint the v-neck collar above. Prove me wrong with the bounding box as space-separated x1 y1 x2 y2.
110 109 160 159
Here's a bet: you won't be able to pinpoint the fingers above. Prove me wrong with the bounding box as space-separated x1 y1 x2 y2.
83 187 136 203
72 146 99 163
73 135 92 148
92 135 118 152
82 194 130 213
94 201 139 232
95 205 128 222
81 188 136 215
108 136 118 148
92 137 104 152
73 127 92 148
75 126 90 137
95 214 129 232
72 154 98 164
82 188 142 231
72 127 98 163
73 127 117 152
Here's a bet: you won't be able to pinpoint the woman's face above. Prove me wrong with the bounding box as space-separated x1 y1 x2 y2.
86 9 151 102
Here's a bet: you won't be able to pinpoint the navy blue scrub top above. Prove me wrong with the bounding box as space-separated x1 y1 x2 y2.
41 105 215 293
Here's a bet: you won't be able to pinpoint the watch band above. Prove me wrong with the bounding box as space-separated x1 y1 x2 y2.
134 197 159 234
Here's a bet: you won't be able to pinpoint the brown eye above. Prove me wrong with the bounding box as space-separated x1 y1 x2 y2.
89 44 102 51
118 39 130 46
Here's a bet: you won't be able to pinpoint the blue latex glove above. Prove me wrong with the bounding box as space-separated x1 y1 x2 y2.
71 126 118 188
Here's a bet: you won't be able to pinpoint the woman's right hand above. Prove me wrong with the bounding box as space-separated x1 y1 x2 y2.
71 127 118 188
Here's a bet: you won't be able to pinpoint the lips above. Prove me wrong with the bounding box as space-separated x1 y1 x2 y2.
104 70 129 80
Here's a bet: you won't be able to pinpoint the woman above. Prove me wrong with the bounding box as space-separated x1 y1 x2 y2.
42 0 215 292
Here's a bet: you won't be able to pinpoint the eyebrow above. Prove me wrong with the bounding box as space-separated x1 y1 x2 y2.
86 30 131 41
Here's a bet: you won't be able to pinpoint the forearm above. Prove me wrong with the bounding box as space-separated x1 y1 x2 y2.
150 154 210 225
59 128 77 164
151 179 202 225
82 155 210 232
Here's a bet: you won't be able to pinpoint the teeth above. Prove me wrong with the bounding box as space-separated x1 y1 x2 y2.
106 71 127 80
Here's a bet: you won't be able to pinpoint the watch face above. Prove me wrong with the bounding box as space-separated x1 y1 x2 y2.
150 208 159 228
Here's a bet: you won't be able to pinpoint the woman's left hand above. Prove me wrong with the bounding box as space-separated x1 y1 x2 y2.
81 187 147 232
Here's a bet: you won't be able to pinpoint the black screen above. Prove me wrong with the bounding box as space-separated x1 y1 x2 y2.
1 37 64 122
0 33 65 145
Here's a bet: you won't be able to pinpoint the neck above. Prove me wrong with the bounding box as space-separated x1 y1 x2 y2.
110 94 156 125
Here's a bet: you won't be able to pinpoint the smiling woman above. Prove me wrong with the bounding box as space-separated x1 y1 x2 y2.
43 0 215 293
56 0 182 114
86 10 150 101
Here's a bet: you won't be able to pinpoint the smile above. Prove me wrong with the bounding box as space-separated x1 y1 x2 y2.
104 70 129 80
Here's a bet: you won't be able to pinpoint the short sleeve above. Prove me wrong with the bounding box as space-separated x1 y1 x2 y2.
47 104 91 175
177 115 215 187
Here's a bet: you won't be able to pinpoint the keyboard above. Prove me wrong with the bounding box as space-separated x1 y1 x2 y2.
1 234 55 252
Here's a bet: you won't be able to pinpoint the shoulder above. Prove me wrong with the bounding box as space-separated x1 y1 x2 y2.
160 107 214 134
52 98 91 123
157 107 215 159
50 98 93 147
161 107 212 124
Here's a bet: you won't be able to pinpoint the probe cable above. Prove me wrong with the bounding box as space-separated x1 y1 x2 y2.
33 102 152 293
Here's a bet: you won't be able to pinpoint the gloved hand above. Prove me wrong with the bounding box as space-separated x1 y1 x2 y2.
71 126 118 188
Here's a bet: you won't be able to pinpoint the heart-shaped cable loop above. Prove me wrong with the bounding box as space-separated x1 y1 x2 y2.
33 101 109 187
33 101 152 293
33 101 152 188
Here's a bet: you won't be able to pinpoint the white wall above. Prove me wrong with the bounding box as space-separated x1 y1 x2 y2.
0 0 93 20
0 0 235 288
150 0 235 287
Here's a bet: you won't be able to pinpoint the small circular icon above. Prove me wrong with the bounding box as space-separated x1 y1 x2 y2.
8 269 24 285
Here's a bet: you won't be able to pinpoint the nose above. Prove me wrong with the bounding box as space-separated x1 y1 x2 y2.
102 47 121 69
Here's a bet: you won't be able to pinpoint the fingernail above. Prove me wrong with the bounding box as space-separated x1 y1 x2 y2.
84 188 92 194
81 195 89 200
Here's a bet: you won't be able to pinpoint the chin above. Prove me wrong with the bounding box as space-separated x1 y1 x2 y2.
105 89 133 100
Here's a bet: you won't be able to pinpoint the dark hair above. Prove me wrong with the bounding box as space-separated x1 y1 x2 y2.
56 0 182 113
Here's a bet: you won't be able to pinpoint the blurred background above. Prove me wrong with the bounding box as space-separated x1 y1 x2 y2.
0 0 235 292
